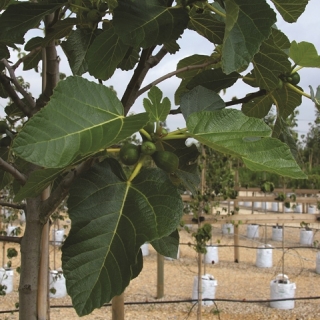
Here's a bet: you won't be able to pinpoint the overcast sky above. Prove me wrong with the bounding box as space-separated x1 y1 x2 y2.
3 0 320 140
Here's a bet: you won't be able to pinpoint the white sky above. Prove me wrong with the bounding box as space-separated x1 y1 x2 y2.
2 0 320 139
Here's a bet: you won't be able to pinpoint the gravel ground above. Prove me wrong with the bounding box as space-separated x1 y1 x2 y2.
1 208 320 320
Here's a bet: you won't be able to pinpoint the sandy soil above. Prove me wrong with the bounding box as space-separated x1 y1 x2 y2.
1 206 320 320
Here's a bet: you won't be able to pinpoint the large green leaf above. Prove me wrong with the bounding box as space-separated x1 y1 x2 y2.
272 117 300 162
117 47 140 71
151 229 179 259
289 41 320 68
24 36 44 51
0 1 66 44
180 86 225 120
252 33 291 90
241 93 273 118
186 69 239 92
273 85 302 119
113 0 189 48
143 86 171 122
87 27 130 80
176 54 218 80
272 28 290 53
12 77 149 168
242 81 301 121
0 0 11 11
186 109 306 178
270 0 308 23
23 49 42 71
62 159 184 316
61 28 96 76
14 167 64 202
174 54 218 105
222 0 276 74
188 12 225 45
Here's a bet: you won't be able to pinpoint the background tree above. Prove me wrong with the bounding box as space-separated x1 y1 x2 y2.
0 1 317 319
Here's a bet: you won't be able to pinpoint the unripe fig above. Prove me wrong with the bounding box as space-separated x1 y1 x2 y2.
277 78 283 89
141 141 156 155
152 151 179 173
87 9 102 23
119 143 140 165
161 128 168 137
289 72 300 85
98 2 108 12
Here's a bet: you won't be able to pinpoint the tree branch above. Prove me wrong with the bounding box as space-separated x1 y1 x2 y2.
39 157 95 223
35 15 60 111
0 201 26 210
122 47 156 115
137 60 217 98
1 59 36 109
0 74 33 117
225 89 267 107
0 236 22 244
0 158 27 185
169 89 267 115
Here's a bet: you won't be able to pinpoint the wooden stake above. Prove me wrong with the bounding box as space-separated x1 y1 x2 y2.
157 253 164 298
112 293 125 320
233 200 239 263
37 187 50 320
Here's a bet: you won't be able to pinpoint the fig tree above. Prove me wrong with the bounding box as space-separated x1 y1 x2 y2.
119 143 140 166
141 141 156 155
152 151 179 173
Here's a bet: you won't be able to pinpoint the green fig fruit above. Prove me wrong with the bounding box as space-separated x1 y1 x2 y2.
289 72 300 85
119 143 140 165
141 141 156 155
152 151 179 173
87 9 103 23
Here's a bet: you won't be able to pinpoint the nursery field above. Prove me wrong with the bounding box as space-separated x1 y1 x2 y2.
1 212 320 320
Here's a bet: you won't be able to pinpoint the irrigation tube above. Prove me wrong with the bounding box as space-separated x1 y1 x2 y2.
2 296 320 314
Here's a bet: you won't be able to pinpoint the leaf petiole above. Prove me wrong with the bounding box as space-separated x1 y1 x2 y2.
106 148 120 153
285 82 311 99
139 128 152 141
128 155 147 182
168 127 188 135
292 66 303 73
162 133 189 141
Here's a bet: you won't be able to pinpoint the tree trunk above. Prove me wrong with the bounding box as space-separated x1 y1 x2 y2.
19 196 44 320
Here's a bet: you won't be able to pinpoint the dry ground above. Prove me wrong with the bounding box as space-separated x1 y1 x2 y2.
1 207 320 320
